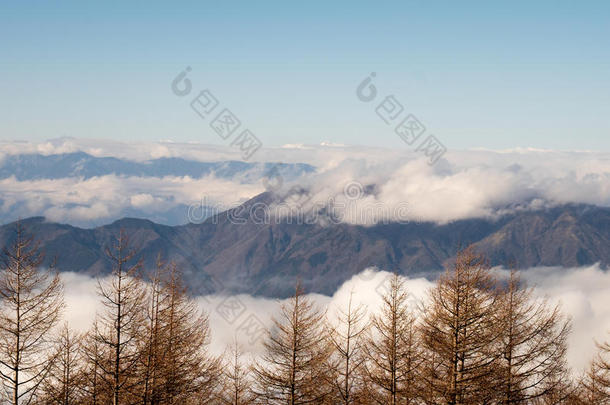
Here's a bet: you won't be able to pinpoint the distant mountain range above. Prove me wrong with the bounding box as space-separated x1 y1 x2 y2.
1 193 608 297
0 152 315 181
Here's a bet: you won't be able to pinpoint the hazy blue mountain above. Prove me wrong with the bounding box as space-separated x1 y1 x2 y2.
0 152 315 181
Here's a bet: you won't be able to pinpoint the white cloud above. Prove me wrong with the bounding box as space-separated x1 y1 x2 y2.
0 174 263 225
4 139 610 225
129 193 158 208
266 148 610 225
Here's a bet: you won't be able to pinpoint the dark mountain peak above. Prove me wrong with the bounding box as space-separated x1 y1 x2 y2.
17 216 47 225
107 217 157 229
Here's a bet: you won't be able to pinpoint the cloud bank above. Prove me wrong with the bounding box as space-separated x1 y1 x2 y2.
62 265 610 374
3 138 610 226
0 175 263 227
270 149 610 225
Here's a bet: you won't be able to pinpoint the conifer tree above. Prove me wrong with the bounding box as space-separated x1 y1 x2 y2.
494 271 571 404
252 283 331 404
219 340 255 405
363 274 422 405
419 247 498 405
40 324 84 405
326 289 368 404
0 224 64 405
91 231 146 405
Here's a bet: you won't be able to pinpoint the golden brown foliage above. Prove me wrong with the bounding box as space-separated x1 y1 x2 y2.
419 247 499 404
252 283 332 404
363 274 423 405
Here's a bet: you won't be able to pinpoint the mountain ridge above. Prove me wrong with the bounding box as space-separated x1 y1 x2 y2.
0 152 315 181
1 200 608 297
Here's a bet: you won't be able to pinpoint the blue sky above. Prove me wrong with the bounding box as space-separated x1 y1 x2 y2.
1 1 609 150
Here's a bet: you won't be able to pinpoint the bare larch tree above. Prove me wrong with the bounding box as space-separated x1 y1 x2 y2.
81 320 111 405
0 223 64 405
219 339 254 405
40 323 84 405
91 230 146 405
419 246 499 405
252 282 332 404
363 273 422 405
494 270 572 404
136 256 165 405
152 262 220 404
325 289 368 404
579 332 610 403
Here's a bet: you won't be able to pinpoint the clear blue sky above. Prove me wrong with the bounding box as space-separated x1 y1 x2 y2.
1 1 609 150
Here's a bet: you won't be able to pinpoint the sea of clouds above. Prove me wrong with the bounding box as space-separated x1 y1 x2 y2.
62 265 610 374
2 138 610 227
4 138 610 373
